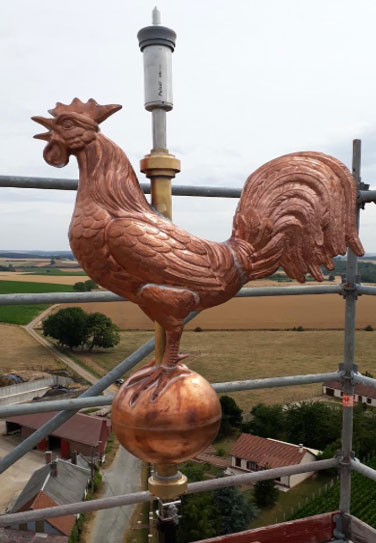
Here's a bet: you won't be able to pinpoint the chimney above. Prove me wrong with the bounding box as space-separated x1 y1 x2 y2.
50 460 58 477
71 451 78 465
299 444 304 453
45 451 52 464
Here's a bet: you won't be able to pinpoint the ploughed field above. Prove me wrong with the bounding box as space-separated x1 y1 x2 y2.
70 329 376 412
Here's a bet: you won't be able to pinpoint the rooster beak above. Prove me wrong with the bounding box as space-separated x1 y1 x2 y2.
33 132 51 141
31 116 54 130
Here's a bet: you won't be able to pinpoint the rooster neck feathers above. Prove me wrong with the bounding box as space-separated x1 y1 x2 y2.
77 133 149 217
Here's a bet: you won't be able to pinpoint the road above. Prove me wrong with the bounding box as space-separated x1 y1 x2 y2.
23 304 116 393
88 447 142 543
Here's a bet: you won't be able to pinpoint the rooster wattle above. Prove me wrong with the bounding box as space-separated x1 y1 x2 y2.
33 98 364 401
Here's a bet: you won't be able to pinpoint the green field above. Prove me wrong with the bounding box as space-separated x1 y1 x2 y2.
0 280 73 325
22 267 86 276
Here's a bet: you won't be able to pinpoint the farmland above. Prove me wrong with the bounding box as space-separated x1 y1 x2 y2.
54 288 376 330
0 280 73 325
0 273 88 285
70 329 376 412
0 323 64 373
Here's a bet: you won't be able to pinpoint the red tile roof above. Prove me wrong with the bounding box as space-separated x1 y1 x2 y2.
31 491 75 536
5 412 111 447
323 380 376 399
230 434 312 469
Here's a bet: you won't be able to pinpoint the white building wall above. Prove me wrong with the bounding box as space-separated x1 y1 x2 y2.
289 451 316 488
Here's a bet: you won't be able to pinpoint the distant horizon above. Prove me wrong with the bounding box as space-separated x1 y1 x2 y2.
1 250 376 259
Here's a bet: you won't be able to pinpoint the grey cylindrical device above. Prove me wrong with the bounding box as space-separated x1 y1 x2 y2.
137 8 176 112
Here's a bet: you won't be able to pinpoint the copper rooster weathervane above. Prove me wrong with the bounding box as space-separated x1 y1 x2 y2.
33 8 363 500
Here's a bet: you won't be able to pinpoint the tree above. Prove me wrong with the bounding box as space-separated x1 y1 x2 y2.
73 281 87 292
243 403 286 441
213 487 258 535
254 476 279 508
217 396 243 439
42 308 119 351
73 279 97 292
42 307 89 351
178 463 217 543
86 312 120 350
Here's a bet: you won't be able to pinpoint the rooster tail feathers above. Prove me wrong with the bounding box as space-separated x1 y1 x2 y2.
232 152 364 283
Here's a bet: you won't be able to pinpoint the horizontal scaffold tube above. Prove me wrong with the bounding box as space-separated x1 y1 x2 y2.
351 459 376 483
0 284 344 306
0 458 337 525
0 175 242 198
212 370 342 393
0 395 114 417
358 285 376 296
0 371 342 418
0 175 374 203
352 372 376 390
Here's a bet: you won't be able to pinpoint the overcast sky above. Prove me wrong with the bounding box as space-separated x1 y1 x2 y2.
1 0 376 252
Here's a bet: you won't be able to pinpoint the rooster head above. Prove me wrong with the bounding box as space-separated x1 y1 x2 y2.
32 98 122 168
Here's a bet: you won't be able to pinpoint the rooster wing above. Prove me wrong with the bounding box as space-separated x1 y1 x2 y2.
106 212 237 295
233 152 364 282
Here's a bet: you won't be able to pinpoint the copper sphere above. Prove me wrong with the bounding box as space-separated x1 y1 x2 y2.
112 362 221 464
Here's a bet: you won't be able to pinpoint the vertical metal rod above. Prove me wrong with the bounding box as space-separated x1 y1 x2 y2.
152 109 167 150
339 139 361 517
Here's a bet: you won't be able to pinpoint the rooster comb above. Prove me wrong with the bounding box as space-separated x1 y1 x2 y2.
48 98 122 123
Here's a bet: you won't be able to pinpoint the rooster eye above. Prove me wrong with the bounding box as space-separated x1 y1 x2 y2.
62 120 74 130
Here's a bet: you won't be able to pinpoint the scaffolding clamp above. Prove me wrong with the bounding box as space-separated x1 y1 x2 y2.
341 277 361 299
338 363 358 386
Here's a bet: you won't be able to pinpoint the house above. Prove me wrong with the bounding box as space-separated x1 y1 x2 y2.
323 380 376 406
0 528 68 542
5 411 111 462
229 433 318 489
8 459 90 538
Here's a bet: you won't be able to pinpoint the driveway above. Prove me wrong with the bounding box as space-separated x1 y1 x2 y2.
88 447 142 543
0 421 45 512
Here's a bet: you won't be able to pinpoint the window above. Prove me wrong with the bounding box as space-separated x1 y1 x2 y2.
367 398 372 404
247 461 257 471
235 457 241 467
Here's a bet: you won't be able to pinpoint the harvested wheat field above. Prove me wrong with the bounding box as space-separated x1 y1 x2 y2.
0 273 88 285
71 329 376 412
55 290 376 330
0 323 64 372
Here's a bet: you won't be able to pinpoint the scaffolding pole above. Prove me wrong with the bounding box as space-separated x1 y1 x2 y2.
0 458 337 526
0 174 374 203
339 140 361 519
0 370 342 418
0 284 344 306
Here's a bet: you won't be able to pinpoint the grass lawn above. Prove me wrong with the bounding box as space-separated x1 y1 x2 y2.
0 280 73 324
251 475 334 529
71 329 376 412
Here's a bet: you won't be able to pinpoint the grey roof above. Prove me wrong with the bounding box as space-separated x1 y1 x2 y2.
67 452 90 471
11 459 90 513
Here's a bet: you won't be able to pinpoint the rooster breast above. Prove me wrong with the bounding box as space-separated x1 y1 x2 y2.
69 198 143 298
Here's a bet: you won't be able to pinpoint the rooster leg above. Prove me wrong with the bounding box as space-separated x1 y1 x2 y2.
161 327 184 368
